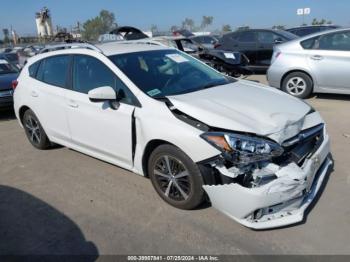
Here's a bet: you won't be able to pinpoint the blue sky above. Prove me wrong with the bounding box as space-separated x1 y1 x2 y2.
1 0 349 36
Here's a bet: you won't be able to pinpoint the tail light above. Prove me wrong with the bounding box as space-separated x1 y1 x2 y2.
214 43 221 49
271 51 281 65
12 80 18 90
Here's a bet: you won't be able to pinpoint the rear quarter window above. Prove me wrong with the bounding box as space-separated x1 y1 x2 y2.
300 36 319 49
28 61 40 78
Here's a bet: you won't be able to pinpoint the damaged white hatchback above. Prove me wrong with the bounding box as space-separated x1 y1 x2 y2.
14 42 332 229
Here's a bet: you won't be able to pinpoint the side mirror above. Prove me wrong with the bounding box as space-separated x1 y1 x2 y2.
274 38 284 44
88 86 116 102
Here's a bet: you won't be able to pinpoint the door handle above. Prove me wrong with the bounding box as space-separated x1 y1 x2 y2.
311 55 324 61
68 100 79 108
31 91 38 97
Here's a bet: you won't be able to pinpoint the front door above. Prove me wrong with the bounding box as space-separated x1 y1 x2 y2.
65 54 136 169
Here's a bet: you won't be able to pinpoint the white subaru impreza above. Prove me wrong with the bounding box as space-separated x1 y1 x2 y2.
13 42 332 229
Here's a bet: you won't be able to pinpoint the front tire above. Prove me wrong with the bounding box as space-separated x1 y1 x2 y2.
148 144 205 210
282 72 313 99
23 109 51 150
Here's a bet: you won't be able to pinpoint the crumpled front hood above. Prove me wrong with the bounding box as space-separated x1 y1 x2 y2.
167 80 311 143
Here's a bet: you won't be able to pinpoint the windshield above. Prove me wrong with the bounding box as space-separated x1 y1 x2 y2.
0 63 19 74
109 50 233 98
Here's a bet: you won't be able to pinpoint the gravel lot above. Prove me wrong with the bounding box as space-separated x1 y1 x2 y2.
1 75 349 255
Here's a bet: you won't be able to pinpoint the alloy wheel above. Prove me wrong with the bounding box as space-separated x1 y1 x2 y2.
25 115 41 145
286 77 307 96
153 155 191 201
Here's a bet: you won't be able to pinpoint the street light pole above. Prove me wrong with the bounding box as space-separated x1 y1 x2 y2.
297 7 311 26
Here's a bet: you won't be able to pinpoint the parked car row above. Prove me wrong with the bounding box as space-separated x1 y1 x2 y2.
0 45 44 68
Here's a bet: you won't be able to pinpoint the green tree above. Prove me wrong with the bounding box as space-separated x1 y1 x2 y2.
201 16 214 30
82 10 116 41
182 18 195 31
222 24 232 32
311 18 330 25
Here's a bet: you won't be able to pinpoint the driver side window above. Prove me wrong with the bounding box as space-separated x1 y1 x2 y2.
73 55 137 105
257 31 283 44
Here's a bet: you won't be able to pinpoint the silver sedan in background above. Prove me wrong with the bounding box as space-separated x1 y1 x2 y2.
267 28 350 98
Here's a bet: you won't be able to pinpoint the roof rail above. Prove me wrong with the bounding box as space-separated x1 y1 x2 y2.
114 39 168 47
38 43 103 54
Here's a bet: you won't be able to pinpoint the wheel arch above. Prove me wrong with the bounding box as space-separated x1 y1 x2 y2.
141 139 174 178
19 105 31 124
280 69 315 92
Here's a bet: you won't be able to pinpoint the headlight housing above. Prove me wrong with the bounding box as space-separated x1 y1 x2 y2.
201 132 284 165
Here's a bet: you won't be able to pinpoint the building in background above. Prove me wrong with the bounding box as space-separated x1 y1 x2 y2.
35 7 53 37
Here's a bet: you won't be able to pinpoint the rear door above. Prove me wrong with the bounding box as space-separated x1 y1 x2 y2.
235 31 258 65
31 55 71 142
65 54 136 169
307 30 350 92
256 30 285 67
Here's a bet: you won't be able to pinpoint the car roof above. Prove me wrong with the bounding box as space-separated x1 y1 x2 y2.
297 27 350 41
96 41 172 56
287 25 340 30
277 27 350 49
232 29 286 32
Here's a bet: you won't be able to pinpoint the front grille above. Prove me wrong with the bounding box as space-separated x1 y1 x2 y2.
274 124 324 166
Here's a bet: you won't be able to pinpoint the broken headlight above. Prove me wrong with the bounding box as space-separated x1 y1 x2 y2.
201 132 284 165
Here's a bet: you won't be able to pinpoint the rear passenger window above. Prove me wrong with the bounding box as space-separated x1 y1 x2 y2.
37 55 70 88
238 32 256 42
28 61 40 78
317 31 350 51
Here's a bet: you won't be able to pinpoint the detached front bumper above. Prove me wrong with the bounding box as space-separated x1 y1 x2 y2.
203 133 332 230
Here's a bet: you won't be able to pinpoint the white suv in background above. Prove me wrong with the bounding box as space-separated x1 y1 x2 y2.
13 42 332 229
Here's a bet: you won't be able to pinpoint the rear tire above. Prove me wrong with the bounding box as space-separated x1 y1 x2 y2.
23 109 51 150
282 72 313 99
148 144 205 210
